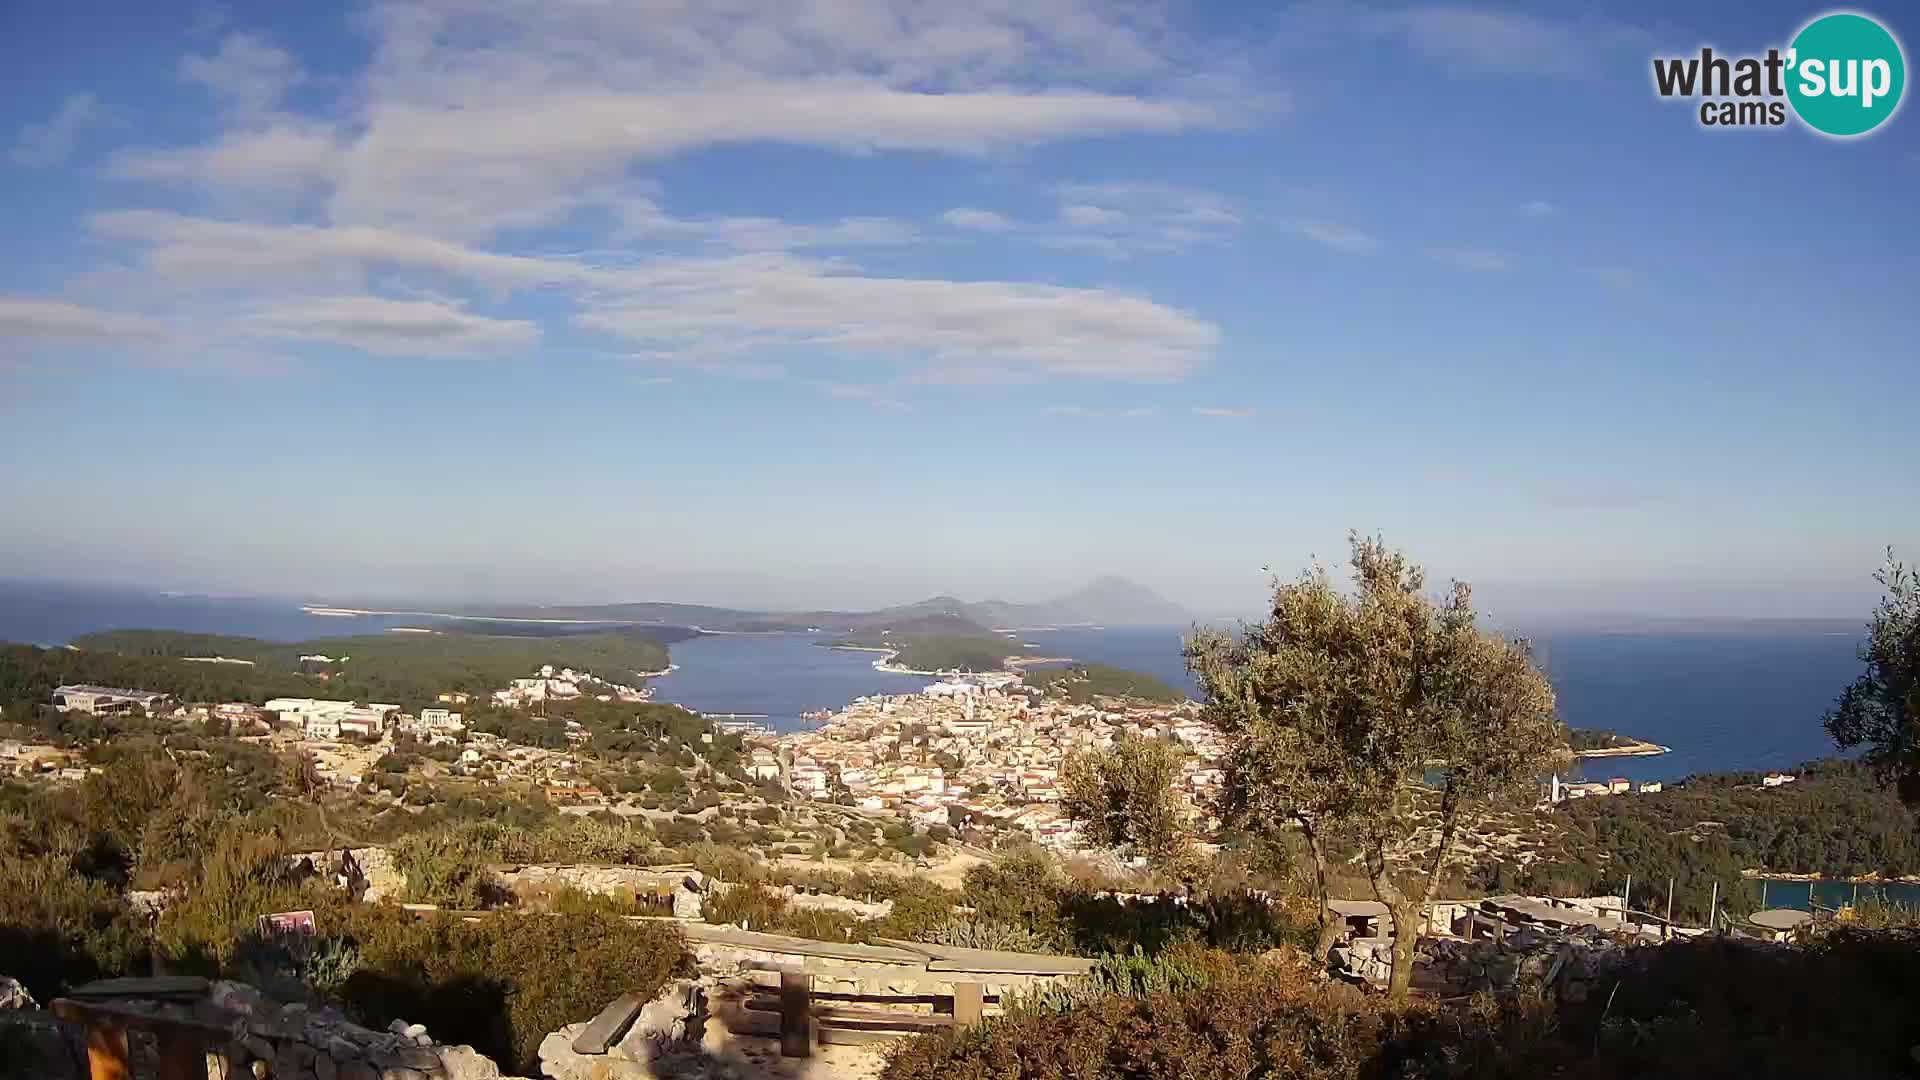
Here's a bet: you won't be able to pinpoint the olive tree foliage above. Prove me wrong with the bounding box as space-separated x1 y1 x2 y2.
1826 553 1920 805
1187 535 1561 999
1059 731 1192 874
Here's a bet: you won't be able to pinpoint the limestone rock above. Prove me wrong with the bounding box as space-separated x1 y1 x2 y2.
434 1044 503 1080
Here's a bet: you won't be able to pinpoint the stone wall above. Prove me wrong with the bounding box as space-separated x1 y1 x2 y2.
1333 928 1633 1001
0 978 524 1080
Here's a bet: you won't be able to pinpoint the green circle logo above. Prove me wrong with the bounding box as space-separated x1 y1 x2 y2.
1787 12 1906 137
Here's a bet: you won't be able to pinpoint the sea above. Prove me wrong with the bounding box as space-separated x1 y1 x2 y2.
0 581 1871 786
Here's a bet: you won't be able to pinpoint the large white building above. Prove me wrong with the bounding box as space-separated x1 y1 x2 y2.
52 685 170 716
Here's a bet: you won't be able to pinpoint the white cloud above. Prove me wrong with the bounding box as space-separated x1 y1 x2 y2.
1520 199 1558 218
577 252 1218 381
10 94 105 167
244 296 538 355
1192 406 1255 417
1291 220 1380 255
111 124 343 195
181 31 304 113
83 212 1221 379
0 296 169 344
941 208 1013 231
1426 246 1510 272
1062 204 1126 227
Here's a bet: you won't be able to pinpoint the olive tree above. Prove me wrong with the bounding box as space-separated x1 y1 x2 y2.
1059 731 1192 875
1189 534 1561 998
1826 552 1920 804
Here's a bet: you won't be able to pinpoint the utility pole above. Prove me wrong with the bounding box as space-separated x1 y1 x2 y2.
1709 881 1719 933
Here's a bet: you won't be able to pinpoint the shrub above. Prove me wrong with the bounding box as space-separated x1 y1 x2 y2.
924 918 1057 955
391 830 499 909
321 906 688 1073
884 959 1562 1080
705 883 790 930
151 824 321 971
0 851 146 1000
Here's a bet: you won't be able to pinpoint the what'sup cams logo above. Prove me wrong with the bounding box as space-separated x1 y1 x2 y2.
1653 11 1906 136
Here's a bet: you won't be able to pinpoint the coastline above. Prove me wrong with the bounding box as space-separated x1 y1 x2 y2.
1742 868 1920 886
1573 740 1672 759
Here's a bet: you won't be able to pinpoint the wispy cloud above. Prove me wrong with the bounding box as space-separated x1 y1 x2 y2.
10 94 105 167
1286 5 1653 79
1192 406 1256 418
1520 199 1559 218
823 382 910 411
1426 246 1510 272
1044 405 1160 418
1291 220 1380 255
940 208 1011 232
245 296 539 356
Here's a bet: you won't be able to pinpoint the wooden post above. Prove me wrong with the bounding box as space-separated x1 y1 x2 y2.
1665 877 1674 941
1761 879 1768 909
83 1021 132 1080
1709 882 1719 934
153 1029 207 1080
953 982 984 1030
1623 874 1632 923
779 971 812 1059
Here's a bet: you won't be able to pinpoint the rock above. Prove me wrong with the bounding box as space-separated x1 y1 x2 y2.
0 976 36 1010
339 1064 379 1080
411 1033 431 1046
434 1044 503 1080
377 1069 428 1080
401 1023 427 1040
315 1053 338 1080
387 1019 411 1036
252 1061 272 1079
211 981 272 1019
0 1007 85 1080
243 1035 278 1062
326 1035 363 1061
608 980 703 1064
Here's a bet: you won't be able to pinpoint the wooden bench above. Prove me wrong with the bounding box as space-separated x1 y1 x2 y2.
720 970 985 1057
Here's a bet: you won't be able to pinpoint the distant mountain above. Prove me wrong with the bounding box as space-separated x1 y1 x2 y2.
962 576 1194 629
449 576 1190 634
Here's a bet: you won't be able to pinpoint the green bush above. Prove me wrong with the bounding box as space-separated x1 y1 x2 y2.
705 883 790 930
322 907 688 1073
391 830 500 909
884 958 1560 1080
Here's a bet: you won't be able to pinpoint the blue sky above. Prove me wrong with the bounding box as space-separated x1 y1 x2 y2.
2 0 1915 618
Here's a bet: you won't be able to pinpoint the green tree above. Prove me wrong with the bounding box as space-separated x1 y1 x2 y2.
1059 732 1192 874
1188 535 1560 999
1825 552 1920 804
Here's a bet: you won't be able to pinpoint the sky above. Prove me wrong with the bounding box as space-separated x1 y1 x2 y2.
1 0 1916 619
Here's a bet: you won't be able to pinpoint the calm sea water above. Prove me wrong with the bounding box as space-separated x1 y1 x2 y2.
0 582 1868 784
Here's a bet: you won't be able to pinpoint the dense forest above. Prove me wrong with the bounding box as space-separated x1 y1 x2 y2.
1020 662 1187 704
1487 760 1920 923
0 629 670 712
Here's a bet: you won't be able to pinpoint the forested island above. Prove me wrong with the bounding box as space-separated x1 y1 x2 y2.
0 627 673 713
1566 727 1670 757
825 631 1026 673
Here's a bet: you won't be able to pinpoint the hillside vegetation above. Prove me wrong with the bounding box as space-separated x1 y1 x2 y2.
0 629 670 711
1486 760 1919 923
1022 663 1186 704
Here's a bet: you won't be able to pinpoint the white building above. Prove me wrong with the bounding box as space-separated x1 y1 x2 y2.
52 685 169 715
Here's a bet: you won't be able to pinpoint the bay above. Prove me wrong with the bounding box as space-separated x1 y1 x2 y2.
0 583 1871 784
